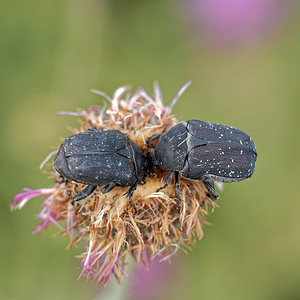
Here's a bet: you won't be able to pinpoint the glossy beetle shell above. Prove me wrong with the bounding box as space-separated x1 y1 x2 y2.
54 129 146 187
153 119 257 182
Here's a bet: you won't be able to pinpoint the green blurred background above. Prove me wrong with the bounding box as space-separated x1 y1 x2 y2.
1 0 300 299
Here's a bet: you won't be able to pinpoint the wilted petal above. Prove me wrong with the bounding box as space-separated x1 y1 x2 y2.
168 80 192 112
33 207 65 233
39 150 58 170
111 85 131 111
57 111 84 116
32 218 51 234
90 89 112 103
11 188 54 210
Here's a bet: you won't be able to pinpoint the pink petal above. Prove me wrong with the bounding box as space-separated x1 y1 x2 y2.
11 188 54 210
57 111 84 116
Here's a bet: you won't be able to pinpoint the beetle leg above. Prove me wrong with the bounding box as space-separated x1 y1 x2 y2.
147 133 162 144
157 172 180 212
101 183 116 194
156 171 174 193
57 175 67 185
174 172 181 212
87 121 98 130
124 182 138 213
74 185 97 201
200 175 219 199
62 176 68 185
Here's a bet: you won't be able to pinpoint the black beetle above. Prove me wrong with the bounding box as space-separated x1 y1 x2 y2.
148 119 257 208
54 129 147 210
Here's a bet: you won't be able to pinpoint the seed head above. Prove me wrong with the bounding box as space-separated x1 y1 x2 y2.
12 82 217 285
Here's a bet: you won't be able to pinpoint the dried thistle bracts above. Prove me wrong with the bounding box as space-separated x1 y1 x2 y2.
12 82 217 284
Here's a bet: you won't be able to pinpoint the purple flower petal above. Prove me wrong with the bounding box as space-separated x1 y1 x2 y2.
11 188 54 210
57 111 84 116
33 207 65 233
90 89 112 103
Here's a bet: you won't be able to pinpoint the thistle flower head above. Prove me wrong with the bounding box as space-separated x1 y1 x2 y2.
12 82 217 285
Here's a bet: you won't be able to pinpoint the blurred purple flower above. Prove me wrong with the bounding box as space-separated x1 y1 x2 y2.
130 250 181 300
184 0 292 47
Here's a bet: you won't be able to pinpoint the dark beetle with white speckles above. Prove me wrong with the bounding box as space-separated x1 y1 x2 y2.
148 119 257 203
54 129 147 209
